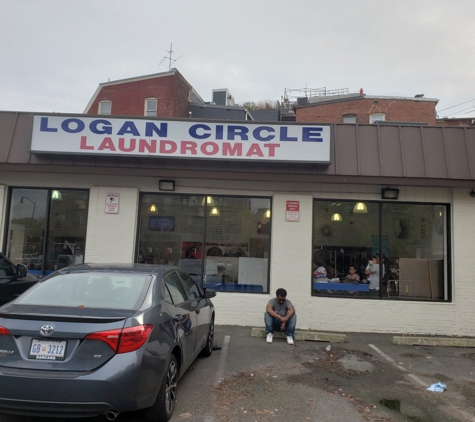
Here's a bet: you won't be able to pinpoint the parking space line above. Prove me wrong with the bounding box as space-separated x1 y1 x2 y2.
215 335 230 384
368 343 427 387
204 335 231 422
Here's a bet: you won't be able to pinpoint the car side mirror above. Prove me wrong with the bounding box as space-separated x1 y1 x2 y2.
16 264 28 277
204 288 216 298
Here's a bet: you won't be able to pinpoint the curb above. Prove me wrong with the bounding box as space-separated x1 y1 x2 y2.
393 336 475 347
251 327 346 343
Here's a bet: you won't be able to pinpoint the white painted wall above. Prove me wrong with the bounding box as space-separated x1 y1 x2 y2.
84 186 138 264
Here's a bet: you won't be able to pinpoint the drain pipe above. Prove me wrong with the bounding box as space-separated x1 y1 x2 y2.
106 410 120 420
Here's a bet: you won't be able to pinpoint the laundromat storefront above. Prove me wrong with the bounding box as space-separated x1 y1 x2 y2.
3 111 475 335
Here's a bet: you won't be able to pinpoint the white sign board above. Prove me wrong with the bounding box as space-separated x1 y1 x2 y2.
105 193 120 214
31 115 332 163
285 200 300 222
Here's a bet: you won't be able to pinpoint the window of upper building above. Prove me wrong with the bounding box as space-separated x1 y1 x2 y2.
98 101 111 115
342 114 357 124
145 98 158 117
370 113 385 123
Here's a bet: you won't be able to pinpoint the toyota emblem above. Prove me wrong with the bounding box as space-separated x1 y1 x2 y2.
40 325 54 336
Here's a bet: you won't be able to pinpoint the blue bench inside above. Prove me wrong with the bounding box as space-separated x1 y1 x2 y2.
203 283 263 292
313 282 369 292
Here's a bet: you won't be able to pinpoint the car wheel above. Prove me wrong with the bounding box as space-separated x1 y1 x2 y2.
199 317 214 357
143 354 178 422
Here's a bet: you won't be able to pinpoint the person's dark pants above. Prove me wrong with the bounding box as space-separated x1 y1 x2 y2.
264 312 297 337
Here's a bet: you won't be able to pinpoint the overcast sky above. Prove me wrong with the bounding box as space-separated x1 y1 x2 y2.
1 0 474 118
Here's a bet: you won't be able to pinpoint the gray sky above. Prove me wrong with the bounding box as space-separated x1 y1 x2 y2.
1 0 474 118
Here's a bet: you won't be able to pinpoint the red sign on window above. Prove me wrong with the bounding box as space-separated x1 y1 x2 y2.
285 201 300 222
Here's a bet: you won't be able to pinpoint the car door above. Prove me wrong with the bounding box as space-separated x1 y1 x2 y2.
177 271 211 354
0 255 37 306
163 271 197 370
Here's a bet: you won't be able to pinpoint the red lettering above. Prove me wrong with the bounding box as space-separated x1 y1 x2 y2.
263 143 280 157
222 142 243 156
118 138 136 152
201 142 219 156
139 139 157 153
245 143 264 157
159 140 177 154
80 136 94 150
181 141 197 155
98 137 116 151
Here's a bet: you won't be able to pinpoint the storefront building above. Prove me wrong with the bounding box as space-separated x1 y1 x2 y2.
1 111 475 336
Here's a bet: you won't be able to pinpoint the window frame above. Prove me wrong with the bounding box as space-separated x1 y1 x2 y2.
144 98 158 117
370 113 385 123
311 199 452 302
342 114 358 124
98 100 112 115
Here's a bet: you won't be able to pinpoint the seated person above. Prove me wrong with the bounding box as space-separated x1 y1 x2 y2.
265 288 297 345
343 265 360 283
313 266 329 282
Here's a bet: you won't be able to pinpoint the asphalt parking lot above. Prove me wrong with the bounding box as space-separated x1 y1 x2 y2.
1 325 475 422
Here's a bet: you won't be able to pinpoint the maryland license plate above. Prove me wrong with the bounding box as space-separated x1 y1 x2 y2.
29 339 67 361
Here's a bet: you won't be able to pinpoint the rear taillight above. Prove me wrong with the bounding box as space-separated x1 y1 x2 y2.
85 324 154 354
0 327 10 335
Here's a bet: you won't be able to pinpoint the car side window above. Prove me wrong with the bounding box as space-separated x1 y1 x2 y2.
164 272 187 304
0 257 15 277
178 271 201 300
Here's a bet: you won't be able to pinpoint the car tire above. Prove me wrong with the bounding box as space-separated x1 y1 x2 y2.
199 317 214 357
143 354 178 422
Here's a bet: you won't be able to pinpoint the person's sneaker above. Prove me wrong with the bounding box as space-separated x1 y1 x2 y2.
287 336 294 345
266 333 273 343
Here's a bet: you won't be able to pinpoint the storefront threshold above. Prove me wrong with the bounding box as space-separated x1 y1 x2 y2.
251 327 346 343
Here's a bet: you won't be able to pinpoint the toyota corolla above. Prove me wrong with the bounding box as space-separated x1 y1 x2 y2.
0 263 216 421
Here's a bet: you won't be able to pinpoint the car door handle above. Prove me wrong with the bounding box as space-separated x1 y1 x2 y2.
195 309 200 314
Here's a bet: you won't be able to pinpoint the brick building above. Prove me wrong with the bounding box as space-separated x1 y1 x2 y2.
294 93 438 125
84 69 203 118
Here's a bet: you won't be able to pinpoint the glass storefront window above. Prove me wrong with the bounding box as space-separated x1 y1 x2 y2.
312 200 450 301
137 194 271 293
5 188 89 275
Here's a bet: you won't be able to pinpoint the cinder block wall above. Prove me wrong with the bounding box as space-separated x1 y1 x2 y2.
296 98 437 125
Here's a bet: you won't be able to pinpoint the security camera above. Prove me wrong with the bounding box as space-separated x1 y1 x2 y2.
470 190 475 198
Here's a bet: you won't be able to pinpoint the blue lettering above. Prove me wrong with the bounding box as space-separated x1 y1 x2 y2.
117 121 140 136
280 127 298 142
61 118 85 134
40 117 57 132
89 119 112 135
216 125 224 140
253 126 275 141
227 126 248 140
145 122 168 137
302 127 323 142
189 124 211 139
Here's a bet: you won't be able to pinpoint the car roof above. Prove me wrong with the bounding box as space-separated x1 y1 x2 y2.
57 263 180 276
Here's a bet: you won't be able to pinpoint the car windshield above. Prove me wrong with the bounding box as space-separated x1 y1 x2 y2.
15 272 152 310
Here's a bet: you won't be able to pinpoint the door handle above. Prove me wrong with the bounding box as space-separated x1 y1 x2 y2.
195 309 200 314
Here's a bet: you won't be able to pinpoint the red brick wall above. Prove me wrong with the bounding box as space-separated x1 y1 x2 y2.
86 72 190 118
296 97 437 125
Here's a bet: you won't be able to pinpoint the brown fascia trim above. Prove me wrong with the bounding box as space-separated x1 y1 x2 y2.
1 163 474 189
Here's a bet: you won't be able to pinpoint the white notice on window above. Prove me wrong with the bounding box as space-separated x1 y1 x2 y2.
105 193 120 214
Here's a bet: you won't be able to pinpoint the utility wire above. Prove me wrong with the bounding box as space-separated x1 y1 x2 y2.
437 98 475 113
446 105 475 117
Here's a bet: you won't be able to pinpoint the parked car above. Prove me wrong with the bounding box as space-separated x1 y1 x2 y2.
0 263 216 421
0 252 39 305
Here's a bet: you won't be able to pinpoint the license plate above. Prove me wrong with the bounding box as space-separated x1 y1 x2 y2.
29 339 67 361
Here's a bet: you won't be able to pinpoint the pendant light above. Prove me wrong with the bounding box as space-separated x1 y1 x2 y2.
353 202 368 213
148 204 157 212
201 196 215 207
264 209 271 218
51 190 62 201
209 206 220 217
331 213 342 222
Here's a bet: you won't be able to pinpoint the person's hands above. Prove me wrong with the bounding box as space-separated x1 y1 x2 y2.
280 322 286 331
